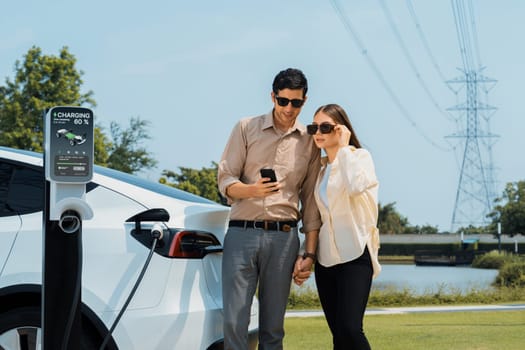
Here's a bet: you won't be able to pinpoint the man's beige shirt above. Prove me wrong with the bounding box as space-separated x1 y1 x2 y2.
218 111 321 233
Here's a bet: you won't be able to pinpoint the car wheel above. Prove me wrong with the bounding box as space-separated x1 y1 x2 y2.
0 306 99 350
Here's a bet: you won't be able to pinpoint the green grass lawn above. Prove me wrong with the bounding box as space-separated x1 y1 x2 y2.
284 311 525 350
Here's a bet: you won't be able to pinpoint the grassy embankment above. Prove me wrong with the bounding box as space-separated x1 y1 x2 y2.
288 250 525 309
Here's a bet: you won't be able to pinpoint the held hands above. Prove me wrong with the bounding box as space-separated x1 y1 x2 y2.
335 124 351 147
292 255 314 286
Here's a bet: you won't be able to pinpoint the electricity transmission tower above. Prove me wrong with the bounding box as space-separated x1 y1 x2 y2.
447 69 498 232
447 0 499 232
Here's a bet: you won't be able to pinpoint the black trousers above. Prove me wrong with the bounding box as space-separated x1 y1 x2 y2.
314 247 373 350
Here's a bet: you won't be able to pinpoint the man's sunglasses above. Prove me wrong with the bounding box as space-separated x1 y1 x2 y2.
306 123 336 135
275 96 305 108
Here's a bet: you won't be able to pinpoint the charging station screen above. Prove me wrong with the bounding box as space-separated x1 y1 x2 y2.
54 154 89 177
45 106 94 183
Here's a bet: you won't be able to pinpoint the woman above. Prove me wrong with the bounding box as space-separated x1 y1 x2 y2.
307 103 381 349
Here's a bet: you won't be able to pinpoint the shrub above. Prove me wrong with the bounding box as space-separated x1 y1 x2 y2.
288 285 525 309
495 261 525 287
288 287 320 309
472 250 514 269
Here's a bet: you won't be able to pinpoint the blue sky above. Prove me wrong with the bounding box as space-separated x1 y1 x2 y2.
1 0 523 231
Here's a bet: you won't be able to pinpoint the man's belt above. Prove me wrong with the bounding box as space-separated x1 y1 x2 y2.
228 220 297 232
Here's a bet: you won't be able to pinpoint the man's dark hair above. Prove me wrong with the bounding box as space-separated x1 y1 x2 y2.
272 68 308 97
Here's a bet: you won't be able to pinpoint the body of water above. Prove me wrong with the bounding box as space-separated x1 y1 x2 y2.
293 264 499 295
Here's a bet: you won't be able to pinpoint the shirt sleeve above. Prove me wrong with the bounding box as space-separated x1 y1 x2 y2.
299 142 322 233
336 146 379 196
217 121 246 203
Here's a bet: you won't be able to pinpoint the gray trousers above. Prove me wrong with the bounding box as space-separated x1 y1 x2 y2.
222 226 299 350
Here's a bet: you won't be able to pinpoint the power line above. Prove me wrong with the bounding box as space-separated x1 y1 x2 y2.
378 0 452 121
452 0 479 71
405 0 449 82
467 0 483 68
330 0 451 151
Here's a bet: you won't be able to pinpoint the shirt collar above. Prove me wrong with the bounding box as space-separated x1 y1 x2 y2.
263 110 308 135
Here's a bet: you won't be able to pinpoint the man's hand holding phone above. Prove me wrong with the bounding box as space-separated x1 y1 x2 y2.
260 168 279 194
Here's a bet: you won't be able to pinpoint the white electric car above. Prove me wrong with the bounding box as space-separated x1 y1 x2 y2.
0 146 259 349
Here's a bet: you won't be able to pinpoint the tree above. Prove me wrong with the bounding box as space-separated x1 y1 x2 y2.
103 117 158 174
408 224 439 234
160 162 226 204
377 202 409 234
487 180 525 236
0 46 95 151
0 46 157 174
455 224 489 235
93 126 110 166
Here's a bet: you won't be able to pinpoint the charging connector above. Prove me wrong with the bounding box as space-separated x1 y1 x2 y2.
150 223 164 240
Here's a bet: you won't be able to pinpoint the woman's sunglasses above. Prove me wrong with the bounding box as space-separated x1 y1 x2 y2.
275 96 305 108
306 123 336 135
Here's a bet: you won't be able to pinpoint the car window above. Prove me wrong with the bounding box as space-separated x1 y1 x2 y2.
0 161 44 217
0 162 12 216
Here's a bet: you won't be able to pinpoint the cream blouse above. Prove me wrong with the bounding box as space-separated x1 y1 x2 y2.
314 145 381 278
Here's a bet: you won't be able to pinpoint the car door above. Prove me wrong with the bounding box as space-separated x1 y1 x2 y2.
0 214 21 277
0 160 44 277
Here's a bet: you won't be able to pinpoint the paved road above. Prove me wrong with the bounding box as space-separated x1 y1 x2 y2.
285 304 525 317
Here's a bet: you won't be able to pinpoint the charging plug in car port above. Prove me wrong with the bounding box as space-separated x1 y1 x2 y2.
150 223 164 240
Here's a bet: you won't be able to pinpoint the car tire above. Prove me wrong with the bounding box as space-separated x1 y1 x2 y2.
0 306 99 350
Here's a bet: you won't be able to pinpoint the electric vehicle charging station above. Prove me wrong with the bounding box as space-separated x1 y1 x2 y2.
43 106 94 349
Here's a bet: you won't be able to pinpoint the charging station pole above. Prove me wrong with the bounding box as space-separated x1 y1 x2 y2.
43 106 94 349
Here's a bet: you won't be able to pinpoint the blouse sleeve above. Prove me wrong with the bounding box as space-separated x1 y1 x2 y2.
336 146 378 197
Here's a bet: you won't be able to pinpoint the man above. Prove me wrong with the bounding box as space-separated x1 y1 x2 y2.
218 68 320 349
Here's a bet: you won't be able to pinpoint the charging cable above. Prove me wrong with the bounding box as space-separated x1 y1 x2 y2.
98 223 164 350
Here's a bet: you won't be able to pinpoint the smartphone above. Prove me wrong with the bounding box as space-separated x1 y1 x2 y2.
260 168 277 183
